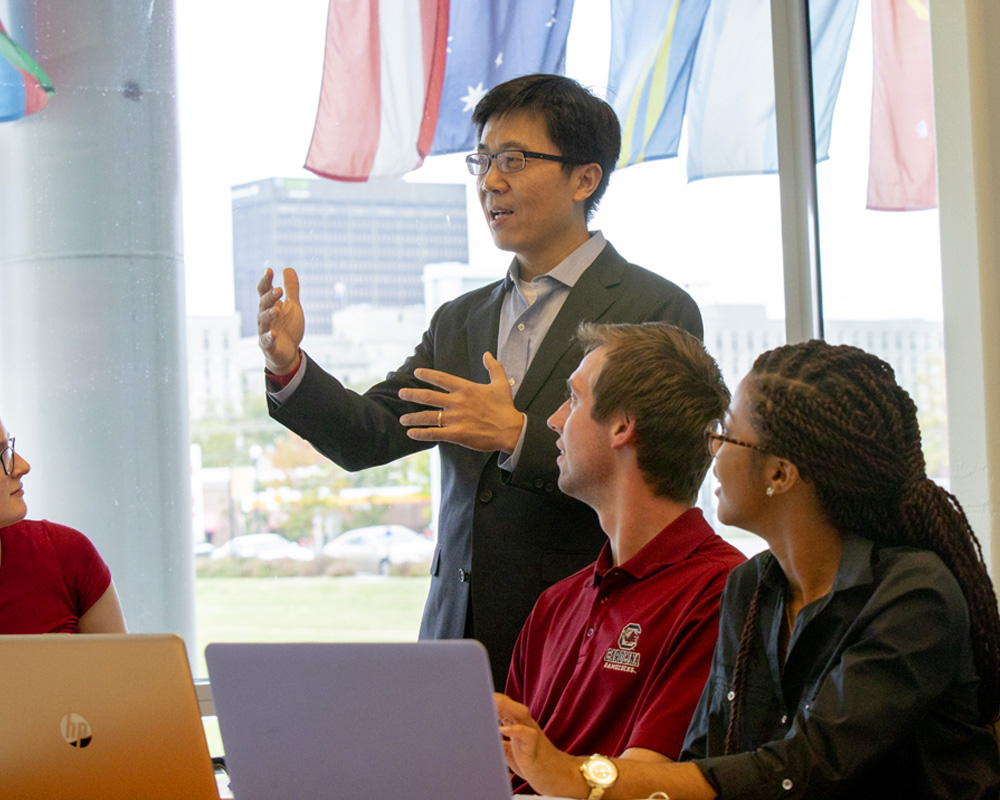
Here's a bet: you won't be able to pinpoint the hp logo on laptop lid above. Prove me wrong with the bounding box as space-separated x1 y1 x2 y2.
60 713 92 748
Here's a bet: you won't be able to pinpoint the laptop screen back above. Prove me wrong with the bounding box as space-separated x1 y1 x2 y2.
0 633 218 800
206 640 513 800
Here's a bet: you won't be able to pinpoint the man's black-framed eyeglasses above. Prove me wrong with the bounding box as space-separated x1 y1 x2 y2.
1 436 14 477
704 420 769 458
465 150 575 176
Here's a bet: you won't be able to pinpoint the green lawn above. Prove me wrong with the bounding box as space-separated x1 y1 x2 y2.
194 575 431 758
193 575 431 677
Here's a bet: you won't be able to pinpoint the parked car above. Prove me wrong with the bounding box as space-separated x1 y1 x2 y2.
193 540 216 558
211 533 316 562
322 525 435 574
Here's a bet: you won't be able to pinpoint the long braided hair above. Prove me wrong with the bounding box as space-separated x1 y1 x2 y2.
723 340 1000 753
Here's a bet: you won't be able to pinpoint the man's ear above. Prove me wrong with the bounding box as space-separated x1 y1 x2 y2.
573 163 603 203
766 457 801 496
609 415 636 450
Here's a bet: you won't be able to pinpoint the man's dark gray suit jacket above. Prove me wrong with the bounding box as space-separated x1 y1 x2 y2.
267 241 703 687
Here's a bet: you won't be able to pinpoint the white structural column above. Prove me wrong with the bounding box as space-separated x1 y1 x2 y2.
770 0 824 343
931 0 1000 574
0 1 194 638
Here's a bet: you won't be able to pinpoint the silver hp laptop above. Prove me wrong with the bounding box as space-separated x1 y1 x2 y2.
0 633 219 800
206 640 514 800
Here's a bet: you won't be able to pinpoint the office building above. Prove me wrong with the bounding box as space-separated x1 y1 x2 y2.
701 305 945 425
187 314 244 421
231 177 469 337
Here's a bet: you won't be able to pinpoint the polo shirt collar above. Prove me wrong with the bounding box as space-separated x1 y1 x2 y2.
504 230 607 291
592 507 715 584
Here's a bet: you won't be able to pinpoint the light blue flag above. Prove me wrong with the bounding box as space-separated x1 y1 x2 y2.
607 0 711 168
686 0 859 181
429 0 575 156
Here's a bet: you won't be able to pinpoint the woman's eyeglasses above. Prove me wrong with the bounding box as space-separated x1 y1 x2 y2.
704 420 769 458
1 436 15 476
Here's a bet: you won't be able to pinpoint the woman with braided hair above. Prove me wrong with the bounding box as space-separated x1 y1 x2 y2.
495 340 1000 799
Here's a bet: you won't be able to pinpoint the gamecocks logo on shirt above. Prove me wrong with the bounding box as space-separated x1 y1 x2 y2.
604 622 642 674
618 623 642 650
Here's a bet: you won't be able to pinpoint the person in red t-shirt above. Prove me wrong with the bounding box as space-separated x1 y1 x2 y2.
0 418 126 634
500 322 745 794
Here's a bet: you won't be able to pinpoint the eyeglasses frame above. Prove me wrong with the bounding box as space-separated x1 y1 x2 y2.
704 421 769 458
0 436 14 477
465 149 576 176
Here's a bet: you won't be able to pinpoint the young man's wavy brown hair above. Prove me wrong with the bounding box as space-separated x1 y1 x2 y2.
575 321 729 505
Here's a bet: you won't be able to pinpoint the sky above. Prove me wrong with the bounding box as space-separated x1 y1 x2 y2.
175 0 945 323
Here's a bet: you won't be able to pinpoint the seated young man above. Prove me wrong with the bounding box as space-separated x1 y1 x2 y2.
505 322 745 794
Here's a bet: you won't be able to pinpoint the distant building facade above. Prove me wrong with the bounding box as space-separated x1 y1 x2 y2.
190 301 945 431
701 304 945 417
231 177 468 337
189 296 947 545
187 313 244 420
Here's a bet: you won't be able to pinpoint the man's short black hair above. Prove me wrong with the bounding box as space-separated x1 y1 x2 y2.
472 74 622 220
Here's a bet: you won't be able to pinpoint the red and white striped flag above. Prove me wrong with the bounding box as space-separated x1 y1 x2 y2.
305 0 449 182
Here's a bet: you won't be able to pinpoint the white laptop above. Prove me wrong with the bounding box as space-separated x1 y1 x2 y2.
206 640 516 800
0 633 219 799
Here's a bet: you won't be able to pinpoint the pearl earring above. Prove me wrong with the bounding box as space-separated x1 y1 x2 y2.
766 487 775 497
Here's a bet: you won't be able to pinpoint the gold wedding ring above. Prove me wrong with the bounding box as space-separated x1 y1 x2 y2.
437 409 443 428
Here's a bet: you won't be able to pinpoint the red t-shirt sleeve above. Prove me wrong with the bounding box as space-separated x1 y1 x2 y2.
47 521 113 618
0 520 112 633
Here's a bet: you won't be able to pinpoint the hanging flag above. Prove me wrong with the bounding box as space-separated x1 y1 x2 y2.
867 0 935 211
685 0 858 182
305 0 574 182
429 0 575 156
0 18 54 123
607 0 710 168
305 0 449 182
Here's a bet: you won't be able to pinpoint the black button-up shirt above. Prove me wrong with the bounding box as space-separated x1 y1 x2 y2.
682 533 1000 799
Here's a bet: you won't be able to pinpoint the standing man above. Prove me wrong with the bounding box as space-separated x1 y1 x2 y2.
504 322 745 794
257 74 701 687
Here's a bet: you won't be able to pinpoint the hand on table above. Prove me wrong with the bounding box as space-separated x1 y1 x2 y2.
495 693 583 798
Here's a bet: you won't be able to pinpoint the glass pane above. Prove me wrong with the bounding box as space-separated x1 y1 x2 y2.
569 5 787 558
0 0 790 682
815 0 949 484
1 0 192 639
178 0 789 657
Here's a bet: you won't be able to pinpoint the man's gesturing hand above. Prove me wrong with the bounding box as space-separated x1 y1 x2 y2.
257 267 305 374
398 353 525 454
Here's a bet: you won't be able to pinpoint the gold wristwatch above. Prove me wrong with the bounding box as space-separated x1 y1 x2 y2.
580 753 618 800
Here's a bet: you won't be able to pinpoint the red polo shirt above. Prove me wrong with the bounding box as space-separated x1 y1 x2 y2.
505 508 745 793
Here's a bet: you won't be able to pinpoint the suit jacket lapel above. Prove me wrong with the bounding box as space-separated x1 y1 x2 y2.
514 243 627 410
465 277 507 382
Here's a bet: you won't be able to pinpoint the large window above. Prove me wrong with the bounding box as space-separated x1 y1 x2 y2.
3 0 990 698
178 0 787 664
182 0 787 659
815 1 948 483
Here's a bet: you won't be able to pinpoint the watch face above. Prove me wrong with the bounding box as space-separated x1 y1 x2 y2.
584 755 618 787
